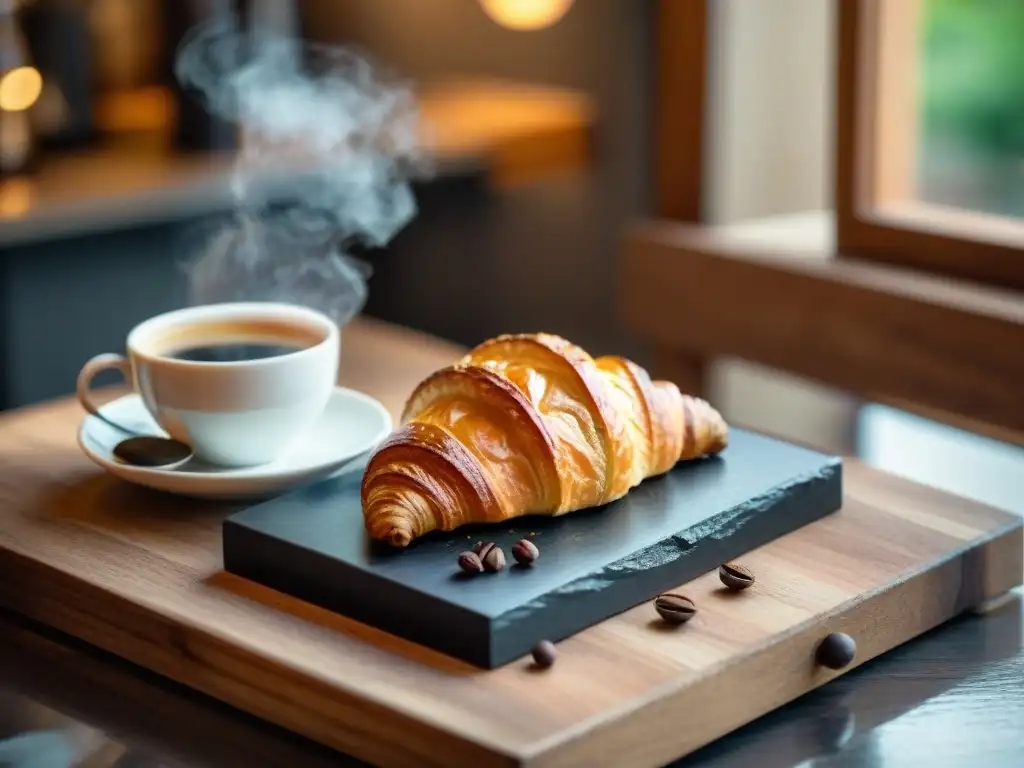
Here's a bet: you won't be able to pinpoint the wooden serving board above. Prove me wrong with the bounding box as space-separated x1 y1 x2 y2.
223 428 842 668
0 322 1020 767
0 430 1018 766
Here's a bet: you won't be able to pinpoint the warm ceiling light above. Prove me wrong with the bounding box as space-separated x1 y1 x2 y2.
0 66 44 112
479 0 574 30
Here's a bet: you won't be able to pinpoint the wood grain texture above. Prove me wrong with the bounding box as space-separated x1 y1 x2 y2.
0 316 1020 767
0 614 348 768
622 213 1024 436
3 595 1024 768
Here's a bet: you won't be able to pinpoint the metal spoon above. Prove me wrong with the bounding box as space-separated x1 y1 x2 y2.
113 436 194 469
95 411 194 469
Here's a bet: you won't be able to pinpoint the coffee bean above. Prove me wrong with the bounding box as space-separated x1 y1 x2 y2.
719 563 755 591
531 640 557 668
654 593 696 624
816 632 856 670
512 538 540 565
479 542 506 572
457 551 484 574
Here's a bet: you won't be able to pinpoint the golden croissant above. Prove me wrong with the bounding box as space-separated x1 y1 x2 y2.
361 334 728 547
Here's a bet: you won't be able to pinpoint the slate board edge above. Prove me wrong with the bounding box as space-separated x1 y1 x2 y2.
223 519 496 664
222 458 843 669
486 458 843 666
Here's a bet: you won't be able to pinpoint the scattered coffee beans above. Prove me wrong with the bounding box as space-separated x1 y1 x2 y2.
654 593 697 624
816 632 856 670
512 538 540 565
719 563 755 591
531 640 557 668
457 551 484 574
479 542 506 572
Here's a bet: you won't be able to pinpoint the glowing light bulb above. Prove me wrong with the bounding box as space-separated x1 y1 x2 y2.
0 66 43 112
479 0 574 30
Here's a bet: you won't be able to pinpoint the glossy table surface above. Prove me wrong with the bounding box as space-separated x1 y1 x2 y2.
0 318 1022 767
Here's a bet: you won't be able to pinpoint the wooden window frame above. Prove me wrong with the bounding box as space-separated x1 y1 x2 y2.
654 0 708 223
836 0 1024 290
625 0 1024 439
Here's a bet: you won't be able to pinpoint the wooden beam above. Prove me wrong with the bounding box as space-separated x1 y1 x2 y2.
651 346 707 398
654 0 708 221
834 0 862 245
869 0 921 206
622 212 1024 435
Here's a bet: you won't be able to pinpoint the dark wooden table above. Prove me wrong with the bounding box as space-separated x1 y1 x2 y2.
0 319 1021 767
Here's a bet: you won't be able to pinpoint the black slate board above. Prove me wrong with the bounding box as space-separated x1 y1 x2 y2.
223 428 842 668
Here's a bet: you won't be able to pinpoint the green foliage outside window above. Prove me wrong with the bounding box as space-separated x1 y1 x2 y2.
919 0 1024 215
922 0 1024 160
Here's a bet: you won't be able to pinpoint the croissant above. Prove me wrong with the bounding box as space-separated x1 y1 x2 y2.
361 334 728 547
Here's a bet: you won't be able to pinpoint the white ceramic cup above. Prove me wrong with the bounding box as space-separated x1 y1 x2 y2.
76 302 340 467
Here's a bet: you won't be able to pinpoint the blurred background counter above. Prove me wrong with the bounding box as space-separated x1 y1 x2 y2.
0 76 593 410
0 0 605 411
0 77 593 247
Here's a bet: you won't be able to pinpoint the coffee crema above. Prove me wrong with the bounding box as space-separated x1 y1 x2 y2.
145 319 325 363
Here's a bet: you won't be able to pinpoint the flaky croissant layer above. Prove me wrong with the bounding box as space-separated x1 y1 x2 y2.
362 334 728 547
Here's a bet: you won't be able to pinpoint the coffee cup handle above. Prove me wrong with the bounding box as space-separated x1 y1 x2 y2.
76 353 133 418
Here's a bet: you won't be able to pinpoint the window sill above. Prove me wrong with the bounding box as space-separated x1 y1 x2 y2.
622 210 1024 440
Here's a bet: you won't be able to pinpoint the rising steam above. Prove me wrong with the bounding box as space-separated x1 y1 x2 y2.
174 18 429 324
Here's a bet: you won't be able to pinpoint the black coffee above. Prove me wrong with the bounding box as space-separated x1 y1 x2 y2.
170 342 307 363
151 318 323 362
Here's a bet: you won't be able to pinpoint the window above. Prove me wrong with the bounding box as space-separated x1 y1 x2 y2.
626 0 1023 437
837 0 1024 289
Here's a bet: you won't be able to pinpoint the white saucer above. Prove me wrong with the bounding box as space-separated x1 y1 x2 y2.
78 387 393 500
